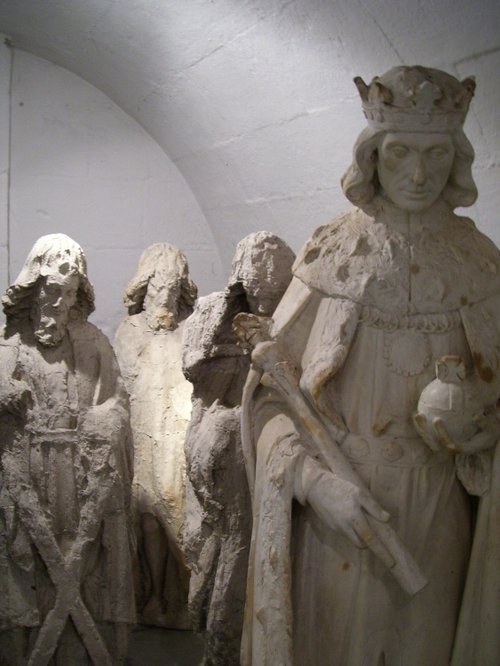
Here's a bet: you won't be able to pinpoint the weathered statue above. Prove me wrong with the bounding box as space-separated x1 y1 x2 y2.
114 243 197 629
182 231 295 665
0 234 135 665
240 67 500 666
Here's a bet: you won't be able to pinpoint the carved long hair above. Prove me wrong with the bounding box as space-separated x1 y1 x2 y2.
2 234 95 325
124 243 197 321
341 126 478 210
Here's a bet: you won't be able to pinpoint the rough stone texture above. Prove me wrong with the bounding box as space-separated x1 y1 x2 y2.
182 231 295 666
114 243 197 630
0 234 135 665
241 67 500 666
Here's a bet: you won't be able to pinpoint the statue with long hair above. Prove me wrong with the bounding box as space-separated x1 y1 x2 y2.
114 243 197 629
0 234 135 665
241 67 499 666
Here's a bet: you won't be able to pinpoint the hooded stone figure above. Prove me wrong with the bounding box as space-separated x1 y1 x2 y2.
0 233 135 665
114 243 197 629
240 67 500 666
182 231 295 666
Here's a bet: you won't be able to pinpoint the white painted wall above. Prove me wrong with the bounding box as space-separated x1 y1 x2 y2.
158 0 500 261
0 1 498 338
0 39 9 312
2 0 498 270
5 49 221 337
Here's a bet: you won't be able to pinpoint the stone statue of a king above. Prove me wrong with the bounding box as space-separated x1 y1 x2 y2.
240 66 499 666
0 234 135 665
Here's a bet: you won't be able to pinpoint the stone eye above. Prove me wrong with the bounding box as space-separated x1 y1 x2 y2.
389 145 409 159
428 147 449 159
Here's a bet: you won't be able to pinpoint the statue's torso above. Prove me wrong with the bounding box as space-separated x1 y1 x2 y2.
287 203 491 664
15 334 82 548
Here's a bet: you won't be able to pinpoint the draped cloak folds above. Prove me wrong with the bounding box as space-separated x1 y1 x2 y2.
0 320 136 662
114 312 192 628
240 199 500 666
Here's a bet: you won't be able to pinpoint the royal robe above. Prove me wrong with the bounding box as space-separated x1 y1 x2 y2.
242 199 500 666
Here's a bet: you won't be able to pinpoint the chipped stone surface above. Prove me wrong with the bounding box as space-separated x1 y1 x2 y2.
241 68 500 666
114 243 197 630
182 231 294 665
0 234 135 665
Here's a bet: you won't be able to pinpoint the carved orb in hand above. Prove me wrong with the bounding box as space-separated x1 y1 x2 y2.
414 355 483 448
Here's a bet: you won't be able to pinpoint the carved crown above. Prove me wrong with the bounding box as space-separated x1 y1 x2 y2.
354 66 475 132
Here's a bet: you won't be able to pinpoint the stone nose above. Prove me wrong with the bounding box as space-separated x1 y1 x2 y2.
411 155 427 186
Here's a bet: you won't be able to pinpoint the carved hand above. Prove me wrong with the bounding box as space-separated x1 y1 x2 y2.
306 471 393 567
414 411 499 454
232 312 272 351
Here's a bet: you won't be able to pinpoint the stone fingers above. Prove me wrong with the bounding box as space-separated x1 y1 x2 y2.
350 510 395 570
413 412 441 451
433 418 459 453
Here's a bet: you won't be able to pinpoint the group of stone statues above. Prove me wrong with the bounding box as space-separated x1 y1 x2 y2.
0 66 498 666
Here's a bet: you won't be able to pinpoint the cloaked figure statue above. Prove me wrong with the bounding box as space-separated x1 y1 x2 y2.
182 231 295 666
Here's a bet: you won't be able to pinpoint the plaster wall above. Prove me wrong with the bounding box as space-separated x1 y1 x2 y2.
0 1 498 336
4 49 222 337
159 0 500 262
0 39 9 310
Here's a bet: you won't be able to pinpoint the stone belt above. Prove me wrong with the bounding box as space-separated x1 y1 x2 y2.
340 432 450 468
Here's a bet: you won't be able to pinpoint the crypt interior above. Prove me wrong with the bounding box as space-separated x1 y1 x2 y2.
0 1 499 665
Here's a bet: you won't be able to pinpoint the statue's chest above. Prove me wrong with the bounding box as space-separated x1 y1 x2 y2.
359 224 488 315
17 338 78 427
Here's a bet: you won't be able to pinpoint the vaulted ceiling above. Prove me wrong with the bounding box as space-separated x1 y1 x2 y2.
1 0 499 264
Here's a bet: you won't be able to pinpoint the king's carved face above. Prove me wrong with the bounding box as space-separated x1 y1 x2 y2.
32 272 79 346
377 132 455 212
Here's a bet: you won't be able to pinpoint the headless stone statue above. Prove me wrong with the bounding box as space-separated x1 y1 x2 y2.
0 234 135 665
182 231 295 666
114 243 197 629
240 67 500 666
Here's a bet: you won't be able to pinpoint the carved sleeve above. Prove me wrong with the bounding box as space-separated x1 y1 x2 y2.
457 294 500 496
76 326 134 488
460 293 500 399
0 339 29 417
241 279 320 492
299 296 360 425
